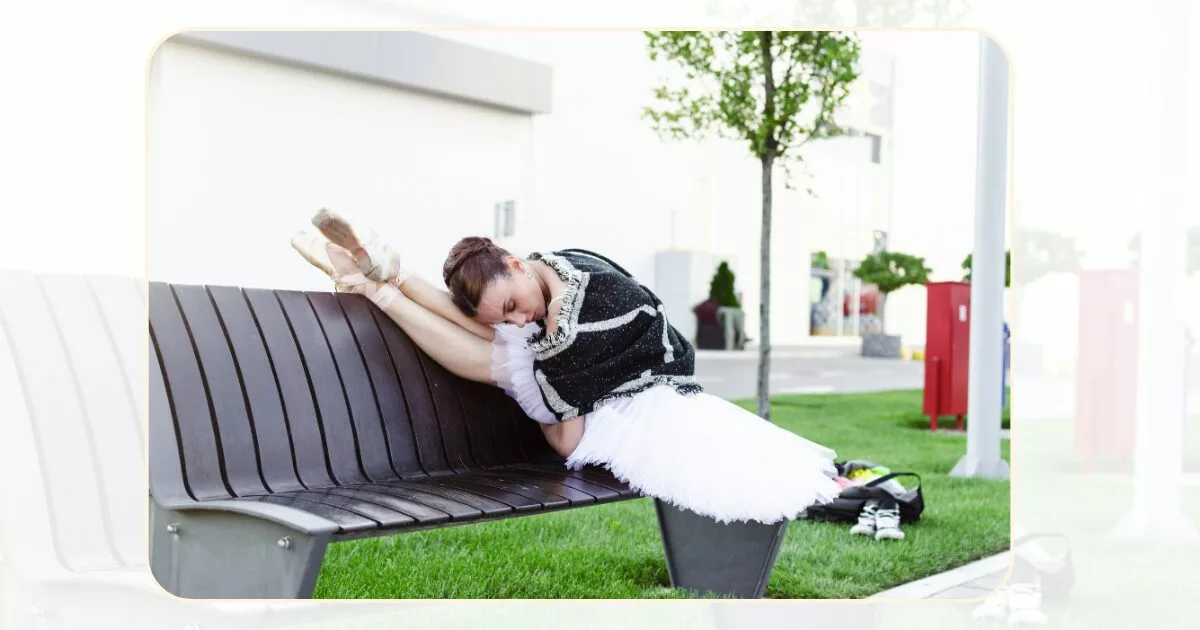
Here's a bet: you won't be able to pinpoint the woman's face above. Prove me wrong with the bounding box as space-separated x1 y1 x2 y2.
474 258 547 327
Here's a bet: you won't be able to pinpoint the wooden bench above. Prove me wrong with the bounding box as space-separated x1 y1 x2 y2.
147 282 791 599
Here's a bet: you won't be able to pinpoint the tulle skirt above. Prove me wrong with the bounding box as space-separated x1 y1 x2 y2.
491 324 842 525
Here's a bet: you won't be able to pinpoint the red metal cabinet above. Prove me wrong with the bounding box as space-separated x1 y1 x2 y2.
924 282 972 430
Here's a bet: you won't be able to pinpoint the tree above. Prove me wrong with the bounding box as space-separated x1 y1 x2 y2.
708 261 742 308
961 249 1011 287
644 31 861 421
851 251 932 332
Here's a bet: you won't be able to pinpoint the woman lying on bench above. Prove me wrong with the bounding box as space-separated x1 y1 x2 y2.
291 209 841 526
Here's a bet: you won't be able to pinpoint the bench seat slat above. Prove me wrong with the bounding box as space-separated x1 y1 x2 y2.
352 483 488 521
494 468 624 501
470 471 597 505
365 482 513 518
250 495 378 534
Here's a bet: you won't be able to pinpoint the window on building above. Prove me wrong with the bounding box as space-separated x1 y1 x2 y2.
865 132 882 164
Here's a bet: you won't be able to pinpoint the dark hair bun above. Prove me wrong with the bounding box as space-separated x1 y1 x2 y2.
443 236 500 284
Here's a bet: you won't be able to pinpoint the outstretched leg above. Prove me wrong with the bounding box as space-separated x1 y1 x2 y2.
293 234 496 385
311 209 495 341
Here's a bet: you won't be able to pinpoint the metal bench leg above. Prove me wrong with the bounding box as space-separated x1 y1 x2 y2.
150 502 330 599
655 499 788 599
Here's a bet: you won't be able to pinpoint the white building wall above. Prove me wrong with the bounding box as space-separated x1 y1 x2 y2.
149 29 980 349
148 40 535 291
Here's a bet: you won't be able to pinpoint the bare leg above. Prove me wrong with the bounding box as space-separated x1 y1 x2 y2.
397 275 495 341
312 209 495 341
376 287 496 385
541 417 586 459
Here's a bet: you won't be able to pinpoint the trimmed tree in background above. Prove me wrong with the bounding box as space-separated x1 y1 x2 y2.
708 261 742 308
643 30 861 421
852 251 932 355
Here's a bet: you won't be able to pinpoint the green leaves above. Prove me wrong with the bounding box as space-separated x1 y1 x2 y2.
852 251 932 295
708 261 742 308
643 31 861 167
961 250 1011 287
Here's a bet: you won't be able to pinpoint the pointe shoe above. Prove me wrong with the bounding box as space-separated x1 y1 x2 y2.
290 230 368 293
311 208 408 285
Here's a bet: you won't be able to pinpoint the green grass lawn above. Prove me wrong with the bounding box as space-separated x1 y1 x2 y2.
314 389 1011 599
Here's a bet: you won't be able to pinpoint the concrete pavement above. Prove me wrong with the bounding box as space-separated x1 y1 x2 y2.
693 341 925 399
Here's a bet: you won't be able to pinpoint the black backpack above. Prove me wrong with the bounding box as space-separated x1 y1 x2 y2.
802 469 925 524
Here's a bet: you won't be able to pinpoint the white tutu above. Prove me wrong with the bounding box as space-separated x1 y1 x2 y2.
491 324 843 525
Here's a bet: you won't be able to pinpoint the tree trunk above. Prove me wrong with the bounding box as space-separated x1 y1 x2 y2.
877 291 887 334
758 153 774 421
757 31 776 422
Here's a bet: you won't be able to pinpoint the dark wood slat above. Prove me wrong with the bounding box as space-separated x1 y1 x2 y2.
486 395 528 467
149 334 191 504
378 482 513 518
498 467 620 500
418 354 477 473
207 286 304 493
148 282 230 501
352 483 485 521
339 296 424 478
322 487 452 525
413 477 544 512
274 291 367 486
172 285 267 497
369 308 449 474
447 475 572 509
513 408 559 463
520 463 638 495
281 489 416 529
242 289 333 489
251 495 377 534
470 471 592 505
307 292 395 482
454 380 505 469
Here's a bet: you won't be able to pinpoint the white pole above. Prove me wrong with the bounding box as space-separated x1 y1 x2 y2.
951 34 1010 479
835 258 845 337
1110 0 1198 541
852 277 861 336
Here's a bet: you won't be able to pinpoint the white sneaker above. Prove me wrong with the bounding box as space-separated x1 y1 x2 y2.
972 586 1009 620
849 503 878 536
874 505 905 541
1007 581 1048 626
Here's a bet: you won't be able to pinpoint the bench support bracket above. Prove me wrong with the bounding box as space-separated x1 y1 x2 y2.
655 499 787 599
150 501 330 598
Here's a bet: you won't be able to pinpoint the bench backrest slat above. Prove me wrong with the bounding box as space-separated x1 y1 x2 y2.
206 285 305 493
149 282 235 500
273 290 369 486
150 282 555 502
172 284 271 497
368 306 452 473
308 292 395 481
339 296 426 477
242 288 336 489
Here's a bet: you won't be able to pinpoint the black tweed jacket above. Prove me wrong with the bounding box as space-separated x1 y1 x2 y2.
526 249 702 421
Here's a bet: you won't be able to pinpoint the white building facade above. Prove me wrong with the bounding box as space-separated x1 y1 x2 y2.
148 28 980 348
